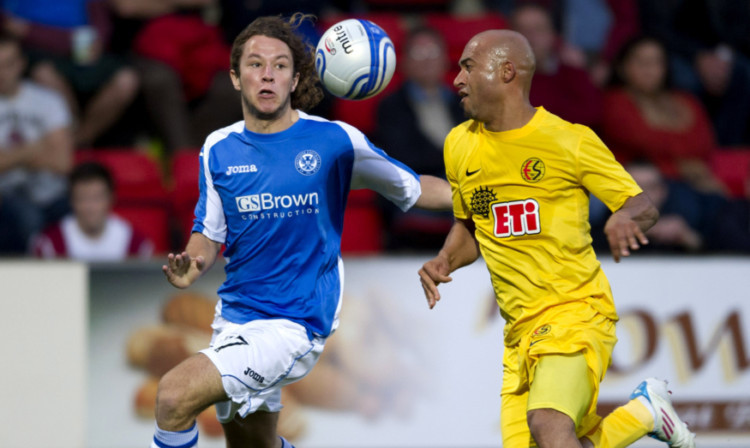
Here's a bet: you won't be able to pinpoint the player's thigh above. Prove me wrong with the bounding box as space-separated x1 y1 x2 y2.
157 352 227 415
527 353 594 430
222 410 280 448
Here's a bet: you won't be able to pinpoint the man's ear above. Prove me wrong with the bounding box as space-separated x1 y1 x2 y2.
230 69 241 91
291 72 300 92
502 60 517 84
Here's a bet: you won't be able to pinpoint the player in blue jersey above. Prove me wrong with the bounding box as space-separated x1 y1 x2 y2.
152 13 452 448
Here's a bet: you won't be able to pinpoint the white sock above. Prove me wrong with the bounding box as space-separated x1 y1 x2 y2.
636 395 657 421
151 422 199 448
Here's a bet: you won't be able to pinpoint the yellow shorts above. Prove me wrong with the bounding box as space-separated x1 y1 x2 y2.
500 300 617 448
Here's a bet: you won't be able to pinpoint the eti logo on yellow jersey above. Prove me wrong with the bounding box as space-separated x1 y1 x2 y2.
470 186 541 239
492 199 540 238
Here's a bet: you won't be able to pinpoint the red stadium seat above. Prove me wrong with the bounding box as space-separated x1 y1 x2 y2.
114 206 170 254
341 189 383 254
425 13 509 69
75 149 167 202
711 148 750 198
75 149 171 253
171 151 202 239
329 75 402 137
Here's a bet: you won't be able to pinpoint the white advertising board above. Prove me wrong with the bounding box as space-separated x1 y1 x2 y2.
86 257 750 447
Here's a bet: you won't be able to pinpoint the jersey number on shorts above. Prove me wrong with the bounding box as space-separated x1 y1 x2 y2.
214 335 249 353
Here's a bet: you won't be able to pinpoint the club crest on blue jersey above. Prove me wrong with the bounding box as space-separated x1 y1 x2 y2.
295 150 321 176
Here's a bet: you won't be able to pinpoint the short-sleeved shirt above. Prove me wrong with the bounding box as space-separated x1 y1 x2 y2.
444 107 642 346
32 214 154 261
0 81 71 205
193 112 421 338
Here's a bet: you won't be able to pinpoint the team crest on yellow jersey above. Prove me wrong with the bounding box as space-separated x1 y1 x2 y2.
529 324 552 346
533 324 551 337
470 186 497 218
521 158 545 183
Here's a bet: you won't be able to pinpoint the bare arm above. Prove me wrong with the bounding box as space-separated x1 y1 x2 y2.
27 128 74 175
162 232 222 288
604 192 659 262
0 140 44 173
413 175 453 211
418 217 481 308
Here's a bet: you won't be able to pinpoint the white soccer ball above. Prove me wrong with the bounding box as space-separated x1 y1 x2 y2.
315 19 396 100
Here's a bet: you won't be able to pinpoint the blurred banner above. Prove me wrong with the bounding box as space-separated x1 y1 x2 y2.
88 257 750 447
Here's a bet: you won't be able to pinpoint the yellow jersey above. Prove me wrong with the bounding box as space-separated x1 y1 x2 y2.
444 107 642 346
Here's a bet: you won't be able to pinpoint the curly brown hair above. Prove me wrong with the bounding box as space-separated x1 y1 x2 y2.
230 13 324 112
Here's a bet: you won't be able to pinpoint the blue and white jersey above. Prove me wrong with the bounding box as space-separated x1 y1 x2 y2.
193 111 421 338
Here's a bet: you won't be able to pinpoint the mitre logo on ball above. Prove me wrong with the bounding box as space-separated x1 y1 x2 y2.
315 19 396 100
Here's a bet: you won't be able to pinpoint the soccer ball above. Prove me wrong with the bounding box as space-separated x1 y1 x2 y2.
315 19 396 100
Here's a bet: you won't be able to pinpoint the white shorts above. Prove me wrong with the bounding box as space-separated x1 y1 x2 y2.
200 311 325 423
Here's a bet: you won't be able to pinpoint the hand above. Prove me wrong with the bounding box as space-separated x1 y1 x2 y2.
418 254 452 309
646 215 702 250
604 210 649 263
162 251 205 288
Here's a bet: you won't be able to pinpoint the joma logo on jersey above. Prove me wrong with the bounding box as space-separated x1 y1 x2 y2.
236 192 320 212
226 164 258 175
492 199 541 237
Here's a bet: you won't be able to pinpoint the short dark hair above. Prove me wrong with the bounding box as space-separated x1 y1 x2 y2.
230 13 324 112
405 26 446 50
70 162 115 193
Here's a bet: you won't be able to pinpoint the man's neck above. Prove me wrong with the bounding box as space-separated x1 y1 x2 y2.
78 221 106 239
483 101 537 133
245 108 299 134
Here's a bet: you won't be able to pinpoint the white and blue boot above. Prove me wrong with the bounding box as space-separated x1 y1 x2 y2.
630 378 696 448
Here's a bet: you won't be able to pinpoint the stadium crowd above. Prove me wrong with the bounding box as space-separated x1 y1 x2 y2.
1 0 749 257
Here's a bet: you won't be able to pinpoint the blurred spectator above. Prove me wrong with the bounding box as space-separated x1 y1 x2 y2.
626 161 750 253
218 0 326 47
639 0 750 147
561 0 639 86
32 161 153 260
1 0 140 147
601 36 728 196
510 2 603 128
0 32 73 255
374 26 460 250
109 0 242 152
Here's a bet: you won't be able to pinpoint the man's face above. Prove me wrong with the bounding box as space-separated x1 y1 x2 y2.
404 33 448 88
230 35 300 121
512 7 556 63
453 38 504 123
622 41 666 95
0 43 25 96
72 179 112 235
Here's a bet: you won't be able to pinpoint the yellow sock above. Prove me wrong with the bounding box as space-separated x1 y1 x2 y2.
584 399 654 448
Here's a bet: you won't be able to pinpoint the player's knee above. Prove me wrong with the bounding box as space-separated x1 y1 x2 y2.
155 375 194 429
527 408 576 445
526 409 546 440
107 68 140 102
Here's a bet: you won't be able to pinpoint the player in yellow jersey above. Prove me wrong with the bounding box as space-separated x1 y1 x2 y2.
418 30 696 448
